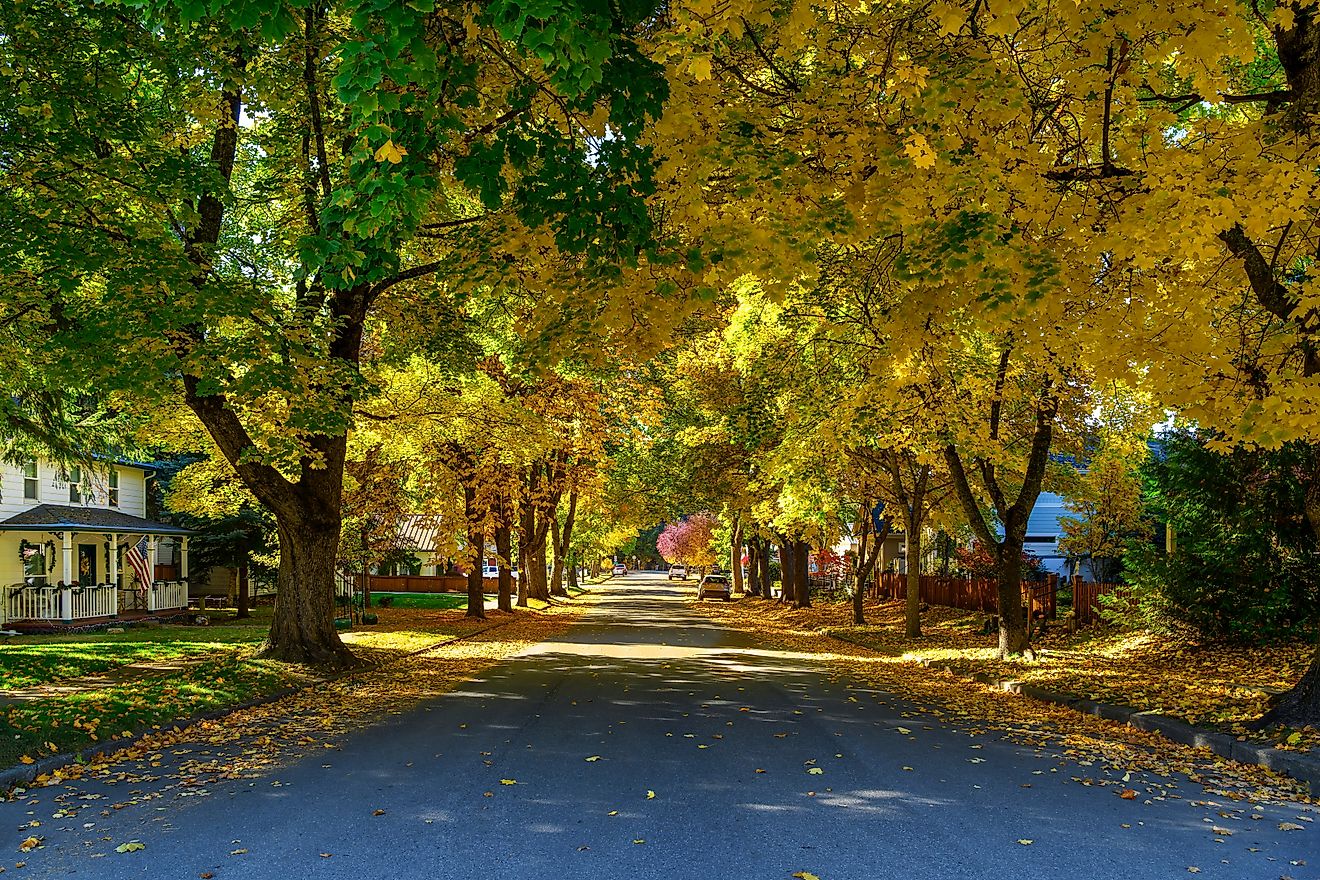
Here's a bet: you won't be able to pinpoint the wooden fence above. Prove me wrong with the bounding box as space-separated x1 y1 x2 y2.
871 572 1057 619
868 571 1127 626
360 574 470 594
1072 580 1127 626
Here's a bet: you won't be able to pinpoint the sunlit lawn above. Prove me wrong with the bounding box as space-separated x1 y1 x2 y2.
0 598 530 771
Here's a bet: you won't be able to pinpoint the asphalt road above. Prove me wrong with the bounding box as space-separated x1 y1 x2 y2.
4 575 1317 879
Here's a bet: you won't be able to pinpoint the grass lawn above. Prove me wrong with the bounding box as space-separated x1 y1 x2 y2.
0 600 538 772
744 598 1319 753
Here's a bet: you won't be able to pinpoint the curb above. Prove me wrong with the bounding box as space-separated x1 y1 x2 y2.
826 631 1320 793
0 613 523 794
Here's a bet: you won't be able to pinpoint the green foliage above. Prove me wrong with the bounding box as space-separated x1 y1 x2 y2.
1118 431 1320 643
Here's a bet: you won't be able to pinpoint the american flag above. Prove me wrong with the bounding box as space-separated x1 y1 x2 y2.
125 536 153 588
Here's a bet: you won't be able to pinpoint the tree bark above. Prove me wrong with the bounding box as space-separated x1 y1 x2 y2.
778 539 794 603
463 485 486 619
730 519 744 595
904 525 922 639
530 542 549 601
516 504 531 608
495 523 513 613
264 511 356 667
793 539 811 608
996 536 1027 654
758 538 772 600
746 539 761 597
549 490 575 597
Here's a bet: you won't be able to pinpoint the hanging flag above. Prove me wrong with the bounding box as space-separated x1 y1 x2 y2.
125 536 153 588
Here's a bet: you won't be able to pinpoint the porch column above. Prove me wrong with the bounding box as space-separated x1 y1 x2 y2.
180 536 189 580
60 532 72 585
109 533 119 587
147 535 158 581
60 532 72 621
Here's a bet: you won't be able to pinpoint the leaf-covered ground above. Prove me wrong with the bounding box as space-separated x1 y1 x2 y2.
0 598 562 770
4 596 590 799
690 595 1319 800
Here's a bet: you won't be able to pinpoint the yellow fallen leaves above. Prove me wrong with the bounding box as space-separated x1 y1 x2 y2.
807 767 824 775
645 790 656 799
114 841 145 853
499 779 517 785
1017 839 1033 845
1118 789 1138 799
792 872 821 880
1278 821 1305 831
585 755 601 762
18 836 42 853
895 727 911 735
632 839 645 845
17 755 34 764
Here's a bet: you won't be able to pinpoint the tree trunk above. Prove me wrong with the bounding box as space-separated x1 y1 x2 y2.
568 550 580 589
996 537 1028 655
550 491 575 598
794 539 811 608
549 515 567 597
746 540 761 597
730 520 744 595
758 538 773 600
236 560 250 619
530 542 549 601
463 485 486 619
516 506 531 608
905 525 922 639
495 524 513 613
262 512 356 668
778 539 794 603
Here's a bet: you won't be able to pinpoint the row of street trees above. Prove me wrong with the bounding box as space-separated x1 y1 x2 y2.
3 0 1320 724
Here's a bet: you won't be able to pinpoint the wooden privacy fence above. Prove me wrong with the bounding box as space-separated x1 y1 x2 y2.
361 574 470 593
871 572 1057 619
1072 580 1127 626
869 571 1128 626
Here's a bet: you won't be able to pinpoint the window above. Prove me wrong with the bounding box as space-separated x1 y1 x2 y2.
21 541 46 583
68 465 81 503
22 459 37 500
108 468 119 507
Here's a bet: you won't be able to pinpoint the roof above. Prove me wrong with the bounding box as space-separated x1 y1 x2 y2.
0 504 192 535
393 515 442 552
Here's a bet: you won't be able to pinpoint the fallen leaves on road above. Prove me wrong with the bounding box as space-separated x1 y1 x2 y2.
792 872 821 880
114 842 144 853
1017 839 1033 845
645 790 656 799
17 837 41 853
585 755 601 762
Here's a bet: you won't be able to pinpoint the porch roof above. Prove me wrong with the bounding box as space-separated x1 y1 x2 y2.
0 504 192 536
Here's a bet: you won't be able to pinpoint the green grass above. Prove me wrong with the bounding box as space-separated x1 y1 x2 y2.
0 612 273 690
0 647 299 771
370 591 479 610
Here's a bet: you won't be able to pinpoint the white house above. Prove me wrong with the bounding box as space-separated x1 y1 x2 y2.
0 457 192 626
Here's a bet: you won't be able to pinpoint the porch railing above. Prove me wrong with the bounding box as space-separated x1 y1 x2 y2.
67 584 119 620
148 580 188 612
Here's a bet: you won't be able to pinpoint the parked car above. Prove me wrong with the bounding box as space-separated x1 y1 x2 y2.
612 563 627 576
668 564 688 580
697 573 731 601
480 565 518 579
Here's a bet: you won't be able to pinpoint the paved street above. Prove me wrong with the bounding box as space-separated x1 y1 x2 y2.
3 574 1317 879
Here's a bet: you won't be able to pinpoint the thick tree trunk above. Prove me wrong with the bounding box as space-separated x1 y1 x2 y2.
568 550 580 589
236 560 250 619
758 538 772 600
746 540 761 597
466 535 486 619
1263 465 1320 725
495 524 513 613
778 540 794 603
730 520 744 595
530 543 549 601
549 515 567 598
794 539 811 608
905 526 922 639
463 486 486 619
996 538 1028 655
262 513 356 668
516 506 531 608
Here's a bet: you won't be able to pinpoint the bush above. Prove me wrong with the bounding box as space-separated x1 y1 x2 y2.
1117 431 1320 643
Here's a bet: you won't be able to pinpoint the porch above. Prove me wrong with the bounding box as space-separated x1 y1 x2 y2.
0 504 193 626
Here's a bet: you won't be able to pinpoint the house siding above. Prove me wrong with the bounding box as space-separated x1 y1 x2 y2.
0 459 148 519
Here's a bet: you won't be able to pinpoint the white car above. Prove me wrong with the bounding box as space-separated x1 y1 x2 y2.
612 564 627 576
668 564 687 580
481 565 518 579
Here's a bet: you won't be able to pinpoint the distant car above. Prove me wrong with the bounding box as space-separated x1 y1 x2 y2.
481 565 518 579
612 564 627 576
668 564 687 580
697 574 731 601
